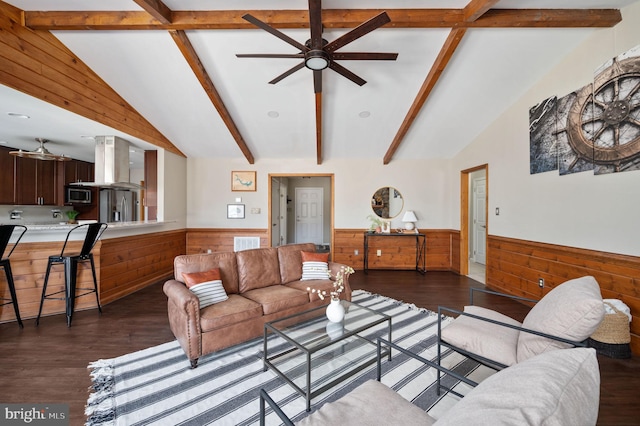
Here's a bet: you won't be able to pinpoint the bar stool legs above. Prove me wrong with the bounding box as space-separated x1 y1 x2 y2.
1 259 23 328
36 254 102 327
35 223 107 327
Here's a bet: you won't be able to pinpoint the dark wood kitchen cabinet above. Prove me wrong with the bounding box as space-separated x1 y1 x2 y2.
0 146 16 204
15 157 58 205
62 159 94 185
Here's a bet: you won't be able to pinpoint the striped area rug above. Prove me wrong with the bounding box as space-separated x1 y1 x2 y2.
85 290 482 426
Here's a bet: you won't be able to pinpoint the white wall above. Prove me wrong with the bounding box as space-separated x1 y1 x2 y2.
158 150 187 229
451 2 640 257
186 157 453 231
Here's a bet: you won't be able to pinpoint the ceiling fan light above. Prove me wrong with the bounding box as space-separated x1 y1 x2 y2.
305 50 330 70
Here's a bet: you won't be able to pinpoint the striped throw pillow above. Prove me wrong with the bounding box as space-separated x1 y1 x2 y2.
188 280 229 308
301 251 330 281
182 268 228 308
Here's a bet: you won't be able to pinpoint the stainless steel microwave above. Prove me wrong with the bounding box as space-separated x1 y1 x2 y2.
66 187 92 204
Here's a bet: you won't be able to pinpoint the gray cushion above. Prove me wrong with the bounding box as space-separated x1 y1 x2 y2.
440 305 522 366
297 380 436 426
517 276 604 363
435 348 600 426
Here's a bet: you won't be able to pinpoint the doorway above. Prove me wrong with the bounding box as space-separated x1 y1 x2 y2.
460 165 488 284
269 174 334 252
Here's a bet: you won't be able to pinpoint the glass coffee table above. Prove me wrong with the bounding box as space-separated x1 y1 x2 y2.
263 300 392 411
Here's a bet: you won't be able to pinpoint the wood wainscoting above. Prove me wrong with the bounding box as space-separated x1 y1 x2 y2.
99 230 186 304
186 228 269 254
0 229 185 323
487 235 640 355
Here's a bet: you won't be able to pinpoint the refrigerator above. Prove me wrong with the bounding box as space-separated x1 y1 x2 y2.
100 189 137 223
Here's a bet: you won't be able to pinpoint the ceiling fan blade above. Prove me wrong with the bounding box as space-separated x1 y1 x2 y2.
331 52 398 61
242 14 308 52
329 62 366 86
325 12 391 53
269 62 306 85
308 0 324 49
313 69 322 94
236 53 304 59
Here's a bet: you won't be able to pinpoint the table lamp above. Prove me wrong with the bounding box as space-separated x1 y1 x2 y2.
402 210 418 231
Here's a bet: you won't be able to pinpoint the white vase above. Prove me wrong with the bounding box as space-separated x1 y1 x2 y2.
326 298 345 323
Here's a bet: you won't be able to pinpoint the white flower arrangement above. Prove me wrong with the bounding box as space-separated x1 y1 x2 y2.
307 265 355 301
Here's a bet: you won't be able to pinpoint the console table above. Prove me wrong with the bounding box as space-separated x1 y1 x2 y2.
363 232 426 274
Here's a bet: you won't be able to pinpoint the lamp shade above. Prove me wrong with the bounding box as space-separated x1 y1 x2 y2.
402 210 418 230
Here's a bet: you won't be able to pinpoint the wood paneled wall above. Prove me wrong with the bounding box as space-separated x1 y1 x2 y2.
487 235 640 355
0 230 185 323
332 229 454 271
99 230 185 304
186 228 269 254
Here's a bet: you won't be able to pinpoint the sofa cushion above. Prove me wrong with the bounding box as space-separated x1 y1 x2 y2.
440 305 521 367
199 294 262 332
237 247 281 292
517 276 604 363
242 285 310 315
174 252 239 294
297 379 436 426
286 279 336 302
278 243 317 284
435 348 600 426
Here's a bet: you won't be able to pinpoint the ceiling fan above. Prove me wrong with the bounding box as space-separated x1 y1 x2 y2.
236 0 398 93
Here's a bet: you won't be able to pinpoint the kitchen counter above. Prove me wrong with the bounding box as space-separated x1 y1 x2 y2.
12 220 177 242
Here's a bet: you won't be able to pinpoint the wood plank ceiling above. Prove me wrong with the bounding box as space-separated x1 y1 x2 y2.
2 1 623 164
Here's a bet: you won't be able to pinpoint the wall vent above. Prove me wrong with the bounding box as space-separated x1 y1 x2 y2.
234 237 260 252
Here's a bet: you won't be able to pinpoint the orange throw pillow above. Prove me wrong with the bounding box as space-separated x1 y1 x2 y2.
300 251 330 263
182 268 222 288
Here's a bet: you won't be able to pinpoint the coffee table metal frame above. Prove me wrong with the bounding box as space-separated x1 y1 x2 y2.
263 301 392 411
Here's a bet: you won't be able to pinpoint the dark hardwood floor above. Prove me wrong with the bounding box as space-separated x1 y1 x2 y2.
0 270 637 425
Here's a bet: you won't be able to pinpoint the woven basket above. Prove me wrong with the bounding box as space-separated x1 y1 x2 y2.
590 302 631 344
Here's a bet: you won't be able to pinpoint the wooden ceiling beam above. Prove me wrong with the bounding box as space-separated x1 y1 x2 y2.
169 30 255 164
384 28 467 165
24 9 622 30
463 0 501 22
133 0 173 24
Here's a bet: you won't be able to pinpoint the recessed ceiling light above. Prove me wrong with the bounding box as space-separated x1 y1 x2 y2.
80 135 95 140
267 111 279 118
0 141 7 145
7 112 30 119
359 111 371 118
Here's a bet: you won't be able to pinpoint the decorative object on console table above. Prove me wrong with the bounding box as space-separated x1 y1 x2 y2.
231 171 256 191
402 210 418 230
227 204 245 219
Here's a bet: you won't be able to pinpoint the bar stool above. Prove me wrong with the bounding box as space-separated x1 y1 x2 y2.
36 222 108 327
0 225 28 328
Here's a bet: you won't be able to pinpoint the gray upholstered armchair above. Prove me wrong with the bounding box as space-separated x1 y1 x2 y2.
436 275 605 394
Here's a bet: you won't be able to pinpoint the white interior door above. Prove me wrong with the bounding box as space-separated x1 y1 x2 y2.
472 177 487 264
295 187 323 244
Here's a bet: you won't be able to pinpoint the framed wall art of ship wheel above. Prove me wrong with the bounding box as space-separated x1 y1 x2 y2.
566 53 640 174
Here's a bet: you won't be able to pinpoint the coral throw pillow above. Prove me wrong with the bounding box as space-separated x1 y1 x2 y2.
301 251 330 281
182 268 228 308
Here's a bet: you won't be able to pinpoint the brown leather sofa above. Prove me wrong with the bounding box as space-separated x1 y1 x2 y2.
163 243 352 367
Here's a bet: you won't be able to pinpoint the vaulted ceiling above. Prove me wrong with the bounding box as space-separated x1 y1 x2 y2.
0 0 635 167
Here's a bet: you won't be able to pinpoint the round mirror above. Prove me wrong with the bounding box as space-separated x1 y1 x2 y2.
371 187 404 219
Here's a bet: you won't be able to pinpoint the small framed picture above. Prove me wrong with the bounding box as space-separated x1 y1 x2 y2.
227 204 245 219
231 171 256 191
